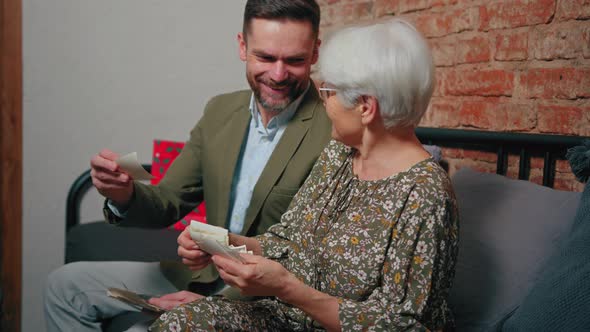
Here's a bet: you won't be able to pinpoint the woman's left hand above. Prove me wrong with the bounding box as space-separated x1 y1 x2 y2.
212 254 294 298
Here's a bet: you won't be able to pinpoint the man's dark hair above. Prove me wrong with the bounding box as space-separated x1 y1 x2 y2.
243 0 320 40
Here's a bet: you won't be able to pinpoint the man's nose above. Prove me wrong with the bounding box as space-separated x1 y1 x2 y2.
269 61 288 82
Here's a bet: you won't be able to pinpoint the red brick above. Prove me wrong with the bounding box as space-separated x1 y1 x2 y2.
448 159 496 175
584 25 590 59
551 173 585 191
495 29 529 61
433 68 446 96
430 33 491 65
479 0 555 31
456 34 491 64
462 150 497 163
537 103 590 135
320 2 374 26
521 68 590 100
556 159 573 173
421 97 460 127
458 99 535 130
444 69 515 96
412 7 479 38
429 37 456 66
443 147 463 159
374 0 399 17
398 0 454 13
556 0 590 20
530 21 589 60
529 157 572 171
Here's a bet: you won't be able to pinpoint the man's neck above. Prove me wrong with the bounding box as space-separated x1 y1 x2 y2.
257 103 279 128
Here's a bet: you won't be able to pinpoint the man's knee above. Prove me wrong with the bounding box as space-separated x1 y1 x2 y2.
45 262 94 304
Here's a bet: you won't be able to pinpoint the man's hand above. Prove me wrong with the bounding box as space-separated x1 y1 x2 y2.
90 149 134 206
177 228 212 270
213 254 296 298
148 291 204 310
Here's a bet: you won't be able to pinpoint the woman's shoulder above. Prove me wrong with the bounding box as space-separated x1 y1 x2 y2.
319 139 352 167
402 158 455 201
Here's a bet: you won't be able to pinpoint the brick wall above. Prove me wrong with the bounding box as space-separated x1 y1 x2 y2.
318 0 590 191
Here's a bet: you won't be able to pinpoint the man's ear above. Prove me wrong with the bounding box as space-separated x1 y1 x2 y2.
358 96 379 126
311 39 321 65
238 32 247 62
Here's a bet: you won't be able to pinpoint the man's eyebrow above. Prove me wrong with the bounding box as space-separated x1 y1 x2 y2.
251 50 308 59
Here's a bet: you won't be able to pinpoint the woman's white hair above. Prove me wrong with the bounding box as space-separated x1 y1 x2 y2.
318 18 435 129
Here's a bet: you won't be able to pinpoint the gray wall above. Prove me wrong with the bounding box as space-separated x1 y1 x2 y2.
23 1 247 330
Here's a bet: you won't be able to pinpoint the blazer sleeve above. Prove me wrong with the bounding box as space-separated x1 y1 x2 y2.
116 114 206 228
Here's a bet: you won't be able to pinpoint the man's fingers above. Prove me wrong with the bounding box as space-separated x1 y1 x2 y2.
98 148 120 162
182 258 210 270
177 230 198 249
90 154 119 173
91 170 129 186
177 246 209 260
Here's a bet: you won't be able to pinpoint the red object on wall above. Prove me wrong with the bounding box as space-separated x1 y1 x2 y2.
152 139 206 231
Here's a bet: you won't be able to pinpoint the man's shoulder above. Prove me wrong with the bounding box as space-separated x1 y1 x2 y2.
205 89 251 111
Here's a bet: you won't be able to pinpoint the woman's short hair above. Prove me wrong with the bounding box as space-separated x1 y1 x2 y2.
318 19 435 129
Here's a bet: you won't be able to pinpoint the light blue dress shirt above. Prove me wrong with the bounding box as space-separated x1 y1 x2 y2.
226 88 307 233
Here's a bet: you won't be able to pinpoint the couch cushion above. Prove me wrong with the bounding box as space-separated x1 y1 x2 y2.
449 168 582 331
500 152 590 331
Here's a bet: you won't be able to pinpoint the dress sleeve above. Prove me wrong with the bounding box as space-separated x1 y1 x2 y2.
255 140 344 259
338 188 458 331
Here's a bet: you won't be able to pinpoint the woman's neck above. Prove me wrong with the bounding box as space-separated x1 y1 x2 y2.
352 126 430 181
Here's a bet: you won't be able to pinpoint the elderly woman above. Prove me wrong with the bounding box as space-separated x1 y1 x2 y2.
150 19 459 331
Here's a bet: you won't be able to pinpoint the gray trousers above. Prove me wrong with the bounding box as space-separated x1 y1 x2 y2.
44 261 178 332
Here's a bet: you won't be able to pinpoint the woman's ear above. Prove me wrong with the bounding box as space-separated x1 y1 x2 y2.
358 96 379 126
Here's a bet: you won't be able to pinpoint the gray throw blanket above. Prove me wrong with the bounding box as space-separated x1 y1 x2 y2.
501 140 590 331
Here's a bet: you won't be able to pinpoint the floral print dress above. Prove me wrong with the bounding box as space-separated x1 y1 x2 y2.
150 140 459 332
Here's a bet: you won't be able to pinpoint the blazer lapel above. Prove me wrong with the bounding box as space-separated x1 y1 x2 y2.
241 87 320 235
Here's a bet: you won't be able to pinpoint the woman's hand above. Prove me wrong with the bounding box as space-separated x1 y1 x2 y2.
177 228 211 270
212 254 295 298
148 291 204 310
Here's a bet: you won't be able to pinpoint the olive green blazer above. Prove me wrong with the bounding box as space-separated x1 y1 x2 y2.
116 85 331 290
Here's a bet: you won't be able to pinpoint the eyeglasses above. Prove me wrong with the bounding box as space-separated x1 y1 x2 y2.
318 82 338 101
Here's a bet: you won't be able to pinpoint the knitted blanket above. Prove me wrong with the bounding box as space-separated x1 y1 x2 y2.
502 141 590 331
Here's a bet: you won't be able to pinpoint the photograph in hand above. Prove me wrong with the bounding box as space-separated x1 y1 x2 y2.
107 288 164 313
188 221 252 264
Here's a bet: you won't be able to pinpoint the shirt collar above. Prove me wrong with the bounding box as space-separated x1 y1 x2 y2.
249 82 310 138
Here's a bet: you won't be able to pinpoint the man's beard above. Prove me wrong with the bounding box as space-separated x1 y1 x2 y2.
250 77 304 113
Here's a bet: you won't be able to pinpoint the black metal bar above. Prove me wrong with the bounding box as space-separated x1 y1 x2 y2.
65 169 93 232
496 146 507 175
543 152 554 187
415 127 589 188
65 164 151 233
416 127 587 149
518 148 529 180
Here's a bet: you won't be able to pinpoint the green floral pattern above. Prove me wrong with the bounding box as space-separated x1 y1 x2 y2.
150 140 459 331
